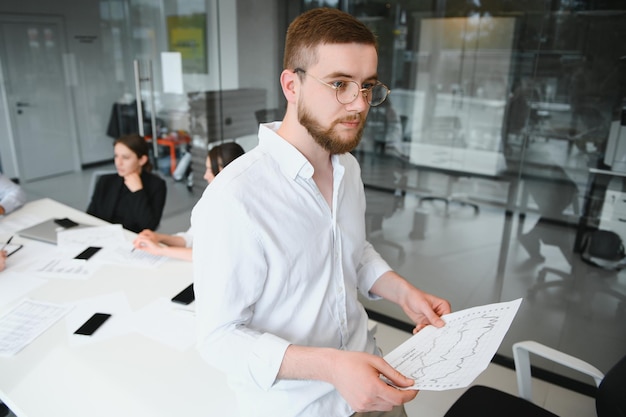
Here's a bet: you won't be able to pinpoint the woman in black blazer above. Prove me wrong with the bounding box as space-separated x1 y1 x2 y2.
87 134 166 233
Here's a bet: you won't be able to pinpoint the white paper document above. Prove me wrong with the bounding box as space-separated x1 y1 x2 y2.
57 224 126 249
384 298 522 391
65 292 134 347
27 258 100 279
0 299 72 357
95 243 167 268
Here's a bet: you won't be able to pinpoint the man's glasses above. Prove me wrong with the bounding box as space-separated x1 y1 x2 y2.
293 68 390 107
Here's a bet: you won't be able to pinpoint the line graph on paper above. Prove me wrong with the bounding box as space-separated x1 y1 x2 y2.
383 298 522 391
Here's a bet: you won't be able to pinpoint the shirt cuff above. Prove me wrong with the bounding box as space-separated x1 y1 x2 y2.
360 259 392 300
248 332 291 391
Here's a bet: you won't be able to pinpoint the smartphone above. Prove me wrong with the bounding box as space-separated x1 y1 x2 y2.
171 283 195 305
74 313 111 336
74 246 102 260
54 218 79 229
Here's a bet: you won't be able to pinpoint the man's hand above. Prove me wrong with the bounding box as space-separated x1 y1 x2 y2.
401 289 450 334
370 271 451 334
329 350 417 412
279 346 417 413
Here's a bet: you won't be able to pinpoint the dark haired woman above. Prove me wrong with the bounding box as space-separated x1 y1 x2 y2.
87 134 166 233
132 142 245 261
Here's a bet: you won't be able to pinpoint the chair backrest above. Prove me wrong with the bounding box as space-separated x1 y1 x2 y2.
580 229 626 270
87 169 117 208
596 354 626 417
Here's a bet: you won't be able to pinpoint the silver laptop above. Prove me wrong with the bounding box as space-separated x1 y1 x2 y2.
17 218 90 245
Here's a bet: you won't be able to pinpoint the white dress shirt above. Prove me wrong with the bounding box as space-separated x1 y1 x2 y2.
192 123 392 417
0 174 26 215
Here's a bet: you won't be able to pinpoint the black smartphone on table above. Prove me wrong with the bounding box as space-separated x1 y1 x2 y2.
74 246 102 260
54 218 80 229
171 283 195 305
74 313 111 336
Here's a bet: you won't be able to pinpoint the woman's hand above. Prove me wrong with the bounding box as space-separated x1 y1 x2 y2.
136 229 160 243
0 250 7 272
133 235 162 256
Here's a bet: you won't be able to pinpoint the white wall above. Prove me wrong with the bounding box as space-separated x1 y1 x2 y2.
0 0 128 173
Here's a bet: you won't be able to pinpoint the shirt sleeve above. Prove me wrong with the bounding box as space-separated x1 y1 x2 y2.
192 188 290 390
357 240 392 300
175 227 194 248
0 175 26 215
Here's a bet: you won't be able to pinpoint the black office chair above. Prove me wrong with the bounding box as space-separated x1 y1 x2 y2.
531 229 626 318
444 341 626 417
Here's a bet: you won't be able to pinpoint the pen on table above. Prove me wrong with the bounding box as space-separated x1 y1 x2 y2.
1 236 13 251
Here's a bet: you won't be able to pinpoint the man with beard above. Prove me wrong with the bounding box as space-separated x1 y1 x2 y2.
191 8 450 417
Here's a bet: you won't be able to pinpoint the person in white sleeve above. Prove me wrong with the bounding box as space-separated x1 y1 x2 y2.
0 173 26 216
191 8 451 417
132 142 245 261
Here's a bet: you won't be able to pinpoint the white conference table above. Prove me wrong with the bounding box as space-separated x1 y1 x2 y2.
0 198 238 417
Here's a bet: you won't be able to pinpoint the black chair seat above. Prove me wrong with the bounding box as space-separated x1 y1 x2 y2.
444 385 559 417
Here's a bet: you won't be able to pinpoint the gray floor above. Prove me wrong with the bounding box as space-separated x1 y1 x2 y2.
16 148 625 400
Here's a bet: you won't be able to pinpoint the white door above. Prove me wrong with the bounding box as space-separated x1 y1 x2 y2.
0 16 79 181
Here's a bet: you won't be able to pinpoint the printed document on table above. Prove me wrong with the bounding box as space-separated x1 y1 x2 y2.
96 243 167 268
57 224 126 249
384 298 522 391
0 299 72 357
24 257 100 279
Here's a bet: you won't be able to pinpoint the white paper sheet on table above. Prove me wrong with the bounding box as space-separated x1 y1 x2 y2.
132 297 196 351
384 298 522 391
65 291 134 347
57 224 126 249
0 299 72 357
23 257 101 279
96 242 167 268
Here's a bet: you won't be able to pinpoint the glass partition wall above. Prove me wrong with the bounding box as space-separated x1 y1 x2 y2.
338 0 626 385
1 0 623 390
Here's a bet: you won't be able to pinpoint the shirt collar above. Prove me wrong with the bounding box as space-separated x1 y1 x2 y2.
258 122 314 180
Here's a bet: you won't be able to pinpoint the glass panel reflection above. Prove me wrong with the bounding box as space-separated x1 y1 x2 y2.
350 0 626 379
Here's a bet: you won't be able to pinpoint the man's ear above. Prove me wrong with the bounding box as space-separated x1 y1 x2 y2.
280 69 298 104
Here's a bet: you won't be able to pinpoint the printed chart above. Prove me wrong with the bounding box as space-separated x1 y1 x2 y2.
384 298 522 391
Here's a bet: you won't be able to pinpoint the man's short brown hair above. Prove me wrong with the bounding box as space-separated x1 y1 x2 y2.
283 8 378 71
